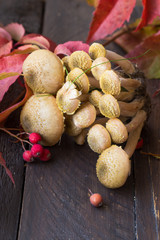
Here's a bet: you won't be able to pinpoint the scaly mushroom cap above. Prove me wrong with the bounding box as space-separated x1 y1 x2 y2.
96 145 130 188
99 94 120 118
69 51 92 73
91 57 111 81
66 68 90 94
73 102 96 128
89 43 106 60
20 94 64 146
23 49 64 94
87 124 111 154
100 70 121 96
89 90 102 108
106 118 128 144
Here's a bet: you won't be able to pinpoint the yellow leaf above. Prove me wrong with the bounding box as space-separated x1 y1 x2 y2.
86 0 99 8
0 72 20 80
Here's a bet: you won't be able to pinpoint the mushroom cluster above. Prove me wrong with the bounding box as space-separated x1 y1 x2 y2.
20 43 150 189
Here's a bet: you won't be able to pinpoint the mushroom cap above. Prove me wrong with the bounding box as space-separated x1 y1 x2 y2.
73 102 96 128
96 145 130 188
89 43 106 60
20 94 64 146
87 124 111 154
99 94 120 118
69 51 92 73
100 70 121 96
23 49 64 94
91 57 111 81
89 90 102 108
66 68 90 94
106 118 128 144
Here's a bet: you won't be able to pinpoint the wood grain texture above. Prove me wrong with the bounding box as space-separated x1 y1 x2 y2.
18 1 135 239
134 79 160 240
0 0 43 239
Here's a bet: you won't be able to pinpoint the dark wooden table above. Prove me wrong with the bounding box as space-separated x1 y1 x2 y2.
0 0 160 239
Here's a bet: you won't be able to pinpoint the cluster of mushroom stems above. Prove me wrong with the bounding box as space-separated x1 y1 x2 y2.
21 42 149 189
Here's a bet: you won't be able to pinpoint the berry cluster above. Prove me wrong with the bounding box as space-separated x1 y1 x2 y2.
23 133 51 162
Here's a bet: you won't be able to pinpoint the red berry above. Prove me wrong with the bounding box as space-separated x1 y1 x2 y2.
40 149 51 161
31 144 43 158
29 133 41 144
90 193 103 207
136 138 144 149
23 150 33 162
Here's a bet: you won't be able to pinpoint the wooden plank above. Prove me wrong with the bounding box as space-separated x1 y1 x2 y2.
18 0 135 239
134 79 160 240
0 0 43 239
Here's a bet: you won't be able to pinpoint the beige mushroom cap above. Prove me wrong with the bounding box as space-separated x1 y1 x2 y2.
87 124 111 154
96 145 130 188
99 94 120 118
106 118 128 144
20 94 64 146
23 49 64 94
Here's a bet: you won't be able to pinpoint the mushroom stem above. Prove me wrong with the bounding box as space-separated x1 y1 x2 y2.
78 94 89 102
106 50 135 74
124 122 144 158
119 77 141 91
126 110 147 133
116 91 135 102
118 97 145 117
88 76 100 88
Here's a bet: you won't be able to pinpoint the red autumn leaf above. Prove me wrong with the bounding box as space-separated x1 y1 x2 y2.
54 41 89 56
126 30 160 79
86 0 136 43
4 23 25 41
0 27 12 41
17 33 56 51
0 152 15 185
0 54 28 102
0 40 12 57
0 83 33 123
136 0 160 31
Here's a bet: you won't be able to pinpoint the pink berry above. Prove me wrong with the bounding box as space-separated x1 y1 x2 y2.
31 144 43 158
29 133 41 144
40 149 51 161
23 150 33 162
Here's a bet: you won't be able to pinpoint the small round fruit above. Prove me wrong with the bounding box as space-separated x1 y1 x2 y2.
90 193 103 207
23 150 33 162
40 149 51 161
96 145 130 188
23 49 64 94
29 132 41 144
20 94 64 146
31 144 44 158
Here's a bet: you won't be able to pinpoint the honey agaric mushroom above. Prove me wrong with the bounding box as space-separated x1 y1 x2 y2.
23 49 64 94
96 145 130 188
20 94 64 146
74 129 88 145
99 94 120 118
106 118 128 144
106 50 135 74
87 124 111 154
64 115 82 136
91 57 111 81
69 51 92 73
89 90 103 108
66 68 90 94
72 102 96 128
89 43 106 60
100 70 121 96
56 81 81 115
